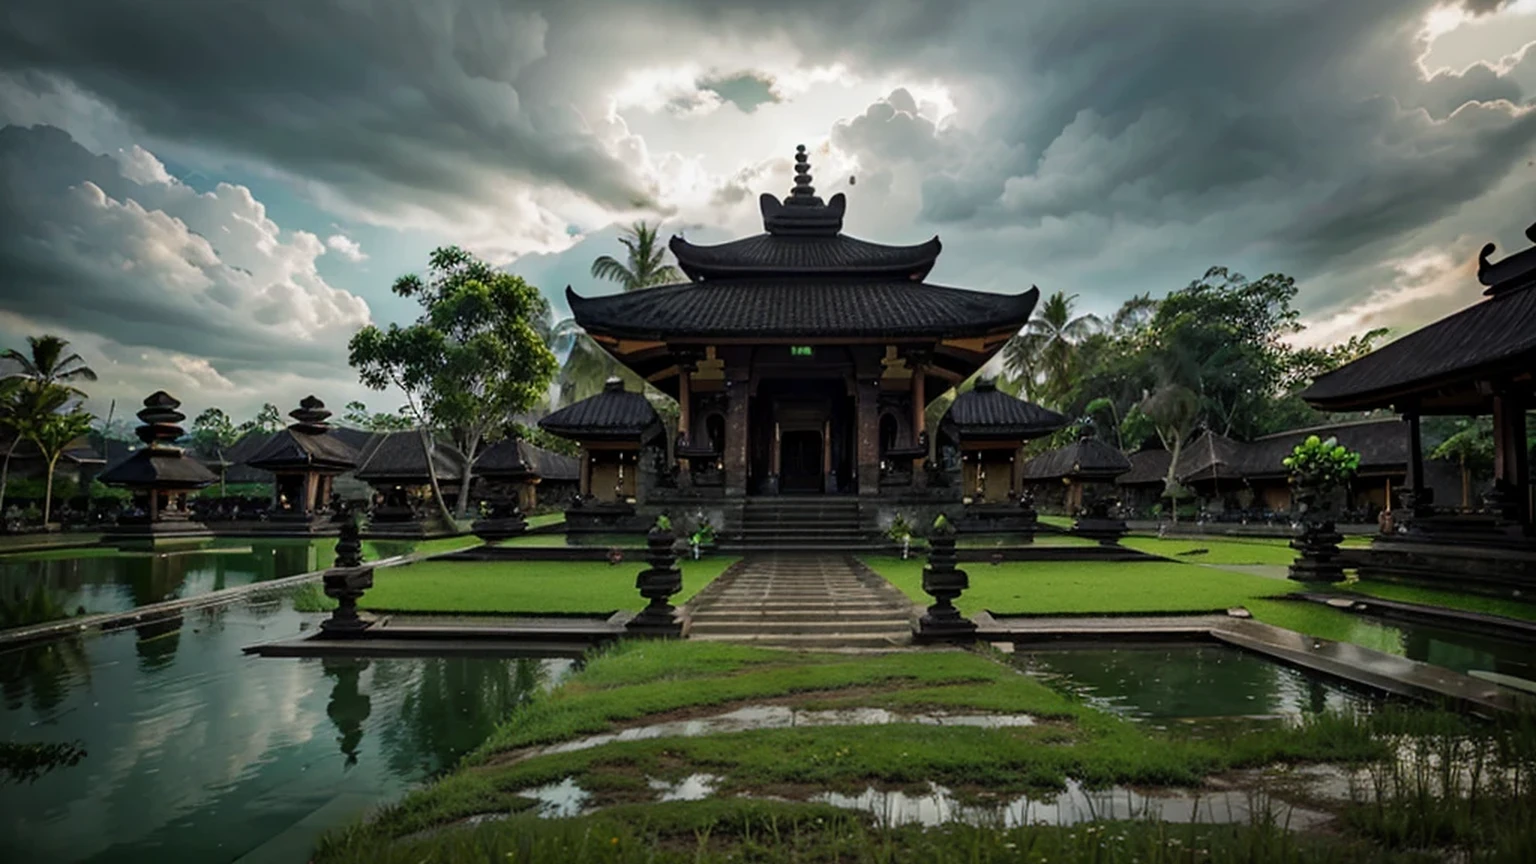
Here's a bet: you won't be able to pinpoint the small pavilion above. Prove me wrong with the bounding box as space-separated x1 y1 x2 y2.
1301 219 1536 594
98 391 217 542
936 378 1068 531
245 396 359 532
469 436 535 539
1021 428 1133 542
538 378 665 532
353 430 465 536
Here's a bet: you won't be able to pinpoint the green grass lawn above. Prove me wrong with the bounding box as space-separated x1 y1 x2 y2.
1339 580 1536 624
301 556 740 615
493 531 644 548
315 641 1415 863
525 512 565 529
1120 536 1299 566
862 556 1299 616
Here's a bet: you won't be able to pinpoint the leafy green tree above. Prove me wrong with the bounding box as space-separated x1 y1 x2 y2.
1284 434 1361 512
349 246 558 520
0 335 97 396
1430 418 1495 508
191 408 240 496
23 407 94 524
1002 291 1101 409
0 383 69 515
237 403 283 435
341 400 413 432
590 221 681 292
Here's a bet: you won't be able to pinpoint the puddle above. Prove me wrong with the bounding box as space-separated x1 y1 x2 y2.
522 706 1035 761
513 774 1331 831
809 780 1332 830
649 773 721 802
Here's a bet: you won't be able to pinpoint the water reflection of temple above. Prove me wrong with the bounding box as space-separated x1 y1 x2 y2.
323 659 372 768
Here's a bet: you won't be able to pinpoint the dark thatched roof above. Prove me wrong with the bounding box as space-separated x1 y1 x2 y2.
1178 430 1246 484
99 447 217 489
1119 449 1173 487
1021 434 1132 482
474 439 582 482
247 428 359 472
354 430 465 484
1302 221 1536 411
520 442 579 482
539 379 663 443
1238 418 1408 479
670 234 942 281
568 281 1039 342
941 379 1069 442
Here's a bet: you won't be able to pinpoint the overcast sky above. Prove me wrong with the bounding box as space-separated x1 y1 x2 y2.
0 0 1533 425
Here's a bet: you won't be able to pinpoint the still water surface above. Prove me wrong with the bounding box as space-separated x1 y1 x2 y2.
0 592 572 863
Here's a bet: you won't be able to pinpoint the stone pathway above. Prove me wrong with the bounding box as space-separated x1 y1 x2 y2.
686 555 915 648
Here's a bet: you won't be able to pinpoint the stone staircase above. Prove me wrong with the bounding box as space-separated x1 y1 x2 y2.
721 496 882 553
685 554 915 648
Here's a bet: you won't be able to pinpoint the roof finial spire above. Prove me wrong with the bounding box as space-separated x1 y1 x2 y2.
789 144 815 202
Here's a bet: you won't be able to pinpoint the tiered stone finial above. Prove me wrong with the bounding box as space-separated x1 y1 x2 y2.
290 395 333 434
135 391 187 450
759 144 846 236
917 514 977 639
626 516 685 636
788 144 817 203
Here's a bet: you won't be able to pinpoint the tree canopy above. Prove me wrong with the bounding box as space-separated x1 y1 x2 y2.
349 245 558 519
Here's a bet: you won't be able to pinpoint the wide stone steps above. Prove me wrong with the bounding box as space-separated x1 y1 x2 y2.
685 554 914 648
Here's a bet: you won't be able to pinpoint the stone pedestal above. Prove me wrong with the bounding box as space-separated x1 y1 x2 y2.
320 514 376 634
626 526 685 636
918 533 977 638
1289 519 1346 582
472 500 528 542
1071 497 1127 545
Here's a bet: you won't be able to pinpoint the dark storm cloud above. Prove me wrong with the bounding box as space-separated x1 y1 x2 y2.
0 0 656 222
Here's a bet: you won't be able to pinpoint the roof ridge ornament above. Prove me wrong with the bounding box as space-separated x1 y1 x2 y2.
1477 218 1536 296
759 144 846 236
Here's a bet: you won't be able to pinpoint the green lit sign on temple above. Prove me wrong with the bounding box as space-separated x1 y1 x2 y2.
790 346 813 357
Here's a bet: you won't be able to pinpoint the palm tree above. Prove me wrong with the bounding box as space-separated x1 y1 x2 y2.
1 335 98 396
590 221 681 292
1107 293 1158 335
1002 291 1102 408
24 408 94 525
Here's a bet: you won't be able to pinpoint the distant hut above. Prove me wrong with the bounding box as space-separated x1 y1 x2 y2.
244 396 360 533
353 430 466 537
538 378 664 532
98 391 218 543
937 378 1068 531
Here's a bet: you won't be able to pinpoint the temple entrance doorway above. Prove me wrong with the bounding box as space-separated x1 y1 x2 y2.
780 430 823 493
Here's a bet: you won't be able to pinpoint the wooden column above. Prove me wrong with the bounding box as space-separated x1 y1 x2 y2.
822 419 832 490
303 473 318 514
677 368 692 477
149 488 161 522
856 378 880 496
771 422 781 476
911 366 926 472
579 447 591 497
1491 392 1530 524
1404 412 1424 494
724 372 750 496
1012 446 1024 497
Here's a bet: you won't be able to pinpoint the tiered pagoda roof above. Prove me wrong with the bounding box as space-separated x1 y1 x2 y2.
940 379 1069 442
538 378 663 443
98 391 218 488
567 145 1039 368
1303 220 1536 412
247 396 360 472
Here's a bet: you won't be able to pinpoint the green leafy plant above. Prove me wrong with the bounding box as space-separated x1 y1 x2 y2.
1282 435 1360 496
653 514 672 533
931 513 954 536
885 513 914 542
689 517 715 547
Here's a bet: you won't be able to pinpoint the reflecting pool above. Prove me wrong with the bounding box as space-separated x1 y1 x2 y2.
0 538 434 628
1015 645 1377 722
0 593 572 863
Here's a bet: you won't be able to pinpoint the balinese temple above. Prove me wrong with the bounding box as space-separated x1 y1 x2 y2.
935 378 1069 531
563 145 1040 542
244 396 359 532
98 391 218 542
469 436 534 539
1021 428 1133 542
353 430 466 536
1302 219 1536 596
537 377 665 532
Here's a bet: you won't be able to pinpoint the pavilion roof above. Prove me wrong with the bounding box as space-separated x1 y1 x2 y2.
538 379 662 443
941 379 1069 442
670 233 942 281
520 442 580 481
1236 418 1408 479
1021 433 1131 482
1118 448 1173 487
566 280 1039 341
1302 220 1536 412
99 448 217 489
1178 430 1246 484
354 430 465 484
473 438 582 482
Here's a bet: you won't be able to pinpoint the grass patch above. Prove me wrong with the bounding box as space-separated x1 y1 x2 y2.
1244 598 1411 656
1340 580 1536 624
321 642 1399 856
1121 537 1298 566
318 797 1435 864
525 512 565 529
336 557 739 615
494 532 645 548
862 556 1298 615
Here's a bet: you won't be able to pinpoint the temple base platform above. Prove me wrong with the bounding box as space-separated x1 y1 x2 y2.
1359 535 1536 599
